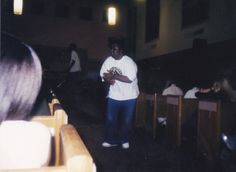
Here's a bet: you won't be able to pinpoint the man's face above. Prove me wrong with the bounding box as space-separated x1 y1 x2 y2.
111 44 123 60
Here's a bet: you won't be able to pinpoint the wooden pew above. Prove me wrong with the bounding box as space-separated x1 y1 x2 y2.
31 104 68 166
166 96 198 146
48 89 61 116
221 102 236 135
135 92 156 128
48 98 60 116
60 124 94 172
197 100 221 162
2 90 95 171
197 100 236 162
153 95 166 139
135 93 167 139
2 124 95 172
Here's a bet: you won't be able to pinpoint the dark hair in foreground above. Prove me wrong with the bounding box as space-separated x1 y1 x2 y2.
0 33 42 122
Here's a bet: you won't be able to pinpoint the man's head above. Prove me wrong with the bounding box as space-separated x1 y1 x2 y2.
111 43 123 60
69 43 77 51
109 39 124 60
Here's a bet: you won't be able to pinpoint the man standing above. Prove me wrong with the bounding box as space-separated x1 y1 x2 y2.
100 39 139 149
68 43 81 84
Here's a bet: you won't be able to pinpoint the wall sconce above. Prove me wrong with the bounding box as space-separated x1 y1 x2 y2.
107 7 116 25
14 0 23 15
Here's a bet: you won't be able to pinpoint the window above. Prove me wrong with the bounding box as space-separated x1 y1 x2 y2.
182 0 209 28
145 0 160 42
79 7 93 21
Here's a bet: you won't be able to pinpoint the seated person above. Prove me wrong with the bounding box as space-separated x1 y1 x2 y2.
183 81 229 140
0 33 51 169
162 80 183 96
158 81 183 125
221 77 236 102
195 81 229 101
184 87 199 99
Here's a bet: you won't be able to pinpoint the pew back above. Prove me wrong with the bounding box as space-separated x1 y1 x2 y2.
31 108 68 166
166 96 182 146
47 89 61 116
166 96 198 146
153 95 166 139
135 92 156 128
60 125 94 172
221 102 236 134
197 100 221 162
48 97 61 116
1 124 95 172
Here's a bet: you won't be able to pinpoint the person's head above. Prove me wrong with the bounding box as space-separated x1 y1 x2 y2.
109 39 124 60
164 79 174 89
212 81 221 92
0 33 42 122
68 43 77 51
221 78 233 90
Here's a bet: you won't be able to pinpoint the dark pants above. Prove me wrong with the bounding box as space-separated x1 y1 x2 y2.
105 98 137 144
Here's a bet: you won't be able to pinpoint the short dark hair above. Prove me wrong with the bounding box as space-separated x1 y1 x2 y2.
69 43 77 50
108 38 125 51
0 33 42 122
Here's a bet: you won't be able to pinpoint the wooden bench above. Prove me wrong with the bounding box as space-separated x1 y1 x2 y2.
197 99 236 162
135 93 167 139
4 100 95 171
135 92 156 128
135 93 199 144
153 95 166 139
197 100 221 162
48 90 61 116
60 124 94 172
2 124 95 172
221 102 236 135
166 96 198 146
31 105 68 166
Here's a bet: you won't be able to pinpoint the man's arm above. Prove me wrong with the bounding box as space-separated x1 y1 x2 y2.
67 60 75 72
113 74 132 83
103 72 132 84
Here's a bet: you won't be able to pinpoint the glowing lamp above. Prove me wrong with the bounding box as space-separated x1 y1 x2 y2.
14 0 23 15
108 7 116 25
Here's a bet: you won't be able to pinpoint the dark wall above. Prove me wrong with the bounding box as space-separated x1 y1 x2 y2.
137 38 236 94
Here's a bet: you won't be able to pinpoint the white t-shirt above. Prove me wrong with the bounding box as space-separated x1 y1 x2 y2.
100 55 139 100
70 50 81 72
0 121 51 169
184 87 199 99
162 84 183 96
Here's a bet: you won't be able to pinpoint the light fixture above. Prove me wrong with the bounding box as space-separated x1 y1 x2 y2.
107 7 116 26
14 0 23 15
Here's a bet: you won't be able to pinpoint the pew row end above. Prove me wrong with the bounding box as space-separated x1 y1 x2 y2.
60 124 94 172
1 124 95 172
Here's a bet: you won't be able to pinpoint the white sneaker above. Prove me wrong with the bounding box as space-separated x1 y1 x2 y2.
102 142 118 147
122 142 129 149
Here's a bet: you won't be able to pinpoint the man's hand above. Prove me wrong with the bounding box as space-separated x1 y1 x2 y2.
103 72 113 80
103 71 116 85
103 70 132 84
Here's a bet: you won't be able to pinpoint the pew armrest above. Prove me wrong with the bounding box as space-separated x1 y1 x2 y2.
0 124 95 172
60 124 95 172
